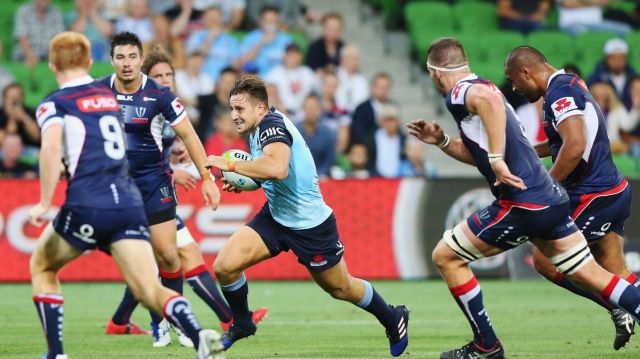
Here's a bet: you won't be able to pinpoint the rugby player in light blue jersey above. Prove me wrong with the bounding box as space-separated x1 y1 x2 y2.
204 75 410 357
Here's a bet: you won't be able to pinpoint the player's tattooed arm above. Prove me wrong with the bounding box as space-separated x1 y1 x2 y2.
548 115 586 182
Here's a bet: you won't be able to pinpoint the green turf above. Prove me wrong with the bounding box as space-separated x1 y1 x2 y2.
1 280 639 358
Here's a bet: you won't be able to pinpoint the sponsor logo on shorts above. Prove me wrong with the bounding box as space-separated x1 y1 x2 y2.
310 255 327 267
160 186 174 204
336 241 344 256
72 224 96 244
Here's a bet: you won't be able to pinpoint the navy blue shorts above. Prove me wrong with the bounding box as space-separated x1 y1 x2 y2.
53 205 150 254
570 179 631 242
247 204 344 272
133 172 178 225
466 200 578 250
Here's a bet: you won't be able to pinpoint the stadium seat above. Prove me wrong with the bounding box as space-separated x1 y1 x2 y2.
624 32 640 70
526 31 577 68
455 33 488 65
605 1 636 14
404 2 455 62
289 31 309 55
453 2 498 33
575 32 617 77
481 32 526 83
612 153 640 178
89 62 114 79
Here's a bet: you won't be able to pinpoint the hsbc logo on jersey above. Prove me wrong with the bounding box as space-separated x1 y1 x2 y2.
77 96 119 112
259 127 286 143
551 97 578 117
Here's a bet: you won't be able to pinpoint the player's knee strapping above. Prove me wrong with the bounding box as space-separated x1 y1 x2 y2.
550 242 593 275
443 225 484 263
176 227 195 248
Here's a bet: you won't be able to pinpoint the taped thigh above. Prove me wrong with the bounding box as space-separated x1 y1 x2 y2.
443 224 485 263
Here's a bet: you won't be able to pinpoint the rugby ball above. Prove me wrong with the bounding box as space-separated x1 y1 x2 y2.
221 149 261 191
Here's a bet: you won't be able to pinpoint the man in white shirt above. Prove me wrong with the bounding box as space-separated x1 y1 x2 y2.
557 0 631 36
265 43 320 121
335 45 369 114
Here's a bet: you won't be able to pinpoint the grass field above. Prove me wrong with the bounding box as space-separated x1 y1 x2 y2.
1 279 639 358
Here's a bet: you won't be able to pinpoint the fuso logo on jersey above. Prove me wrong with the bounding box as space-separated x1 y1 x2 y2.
551 97 578 117
77 96 119 112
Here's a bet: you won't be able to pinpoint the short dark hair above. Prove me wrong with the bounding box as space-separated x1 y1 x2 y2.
229 75 269 106
2 82 22 100
142 45 173 75
260 5 280 16
110 31 143 58
220 67 240 78
426 37 467 68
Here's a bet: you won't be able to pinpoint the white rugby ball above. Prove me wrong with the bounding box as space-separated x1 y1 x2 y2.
221 149 261 191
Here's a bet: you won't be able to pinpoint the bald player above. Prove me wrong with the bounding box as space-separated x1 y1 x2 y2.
505 46 637 350
409 37 640 359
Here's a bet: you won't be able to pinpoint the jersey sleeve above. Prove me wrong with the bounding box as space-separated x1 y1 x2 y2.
160 88 187 127
547 85 586 127
258 112 293 148
36 100 64 133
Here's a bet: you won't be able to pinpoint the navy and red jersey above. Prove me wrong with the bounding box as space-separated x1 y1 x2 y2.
98 74 186 182
543 70 623 195
445 74 567 206
36 75 143 209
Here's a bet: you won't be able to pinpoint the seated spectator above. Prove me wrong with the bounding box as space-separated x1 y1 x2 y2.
557 0 631 36
196 67 240 141
102 0 128 21
0 65 16 108
398 139 438 177
335 45 369 114
204 110 249 177
320 71 350 153
115 0 154 51
563 63 582 77
190 0 246 29
185 6 240 82
0 134 37 179
590 81 632 153
587 38 637 110
149 14 185 68
175 51 215 124
246 0 308 29
306 12 344 72
368 104 405 178
618 77 640 149
296 96 336 178
240 6 293 77
266 84 289 118
344 143 371 179
516 97 546 145
351 73 393 145
66 0 113 62
13 0 65 67
265 43 320 121
498 0 550 34
0 83 40 147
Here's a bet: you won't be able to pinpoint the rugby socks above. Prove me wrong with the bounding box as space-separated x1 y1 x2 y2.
220 273 252 327
186 265 233 323
160 268 184 294
111 286 139 325
163 295 202 347
602 275 640 321
449 277 499 350
33 294 64 358
552 272 613 311
356 280 396 329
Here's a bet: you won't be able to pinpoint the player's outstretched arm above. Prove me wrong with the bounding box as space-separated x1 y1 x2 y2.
205 142 291 181
406 119 475 165
548 115 586 182
466 84 526 190
534 140 551 158
173 118 221 210
29 124 63 226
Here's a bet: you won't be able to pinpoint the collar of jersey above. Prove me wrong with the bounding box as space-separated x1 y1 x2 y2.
547 69 566 89
60 75 94 89
454 73 478 86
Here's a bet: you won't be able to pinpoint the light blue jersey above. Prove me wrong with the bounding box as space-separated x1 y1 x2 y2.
250 108 332 230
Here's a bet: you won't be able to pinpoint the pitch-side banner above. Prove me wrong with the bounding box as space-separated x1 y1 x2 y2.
0 178 431 282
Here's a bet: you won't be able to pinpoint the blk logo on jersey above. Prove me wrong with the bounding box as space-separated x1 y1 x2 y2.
76 95 119 112
551 97 578 118
117 94 133 101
